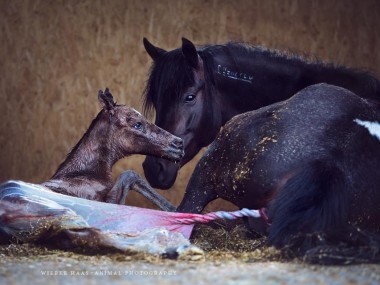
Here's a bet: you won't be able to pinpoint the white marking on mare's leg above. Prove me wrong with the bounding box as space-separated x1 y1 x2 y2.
354 119 380 141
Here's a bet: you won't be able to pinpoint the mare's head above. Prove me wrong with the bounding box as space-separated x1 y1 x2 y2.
142 38 223 189
98 88 184 163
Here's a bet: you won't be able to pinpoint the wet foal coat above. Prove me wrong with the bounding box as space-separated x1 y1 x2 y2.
42 89 183 211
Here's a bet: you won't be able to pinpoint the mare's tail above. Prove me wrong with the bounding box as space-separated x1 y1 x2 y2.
267 161 380 264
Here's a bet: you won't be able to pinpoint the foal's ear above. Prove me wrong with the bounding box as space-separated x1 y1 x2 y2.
181 37 198 69
98 88 116 114
143 37 166 61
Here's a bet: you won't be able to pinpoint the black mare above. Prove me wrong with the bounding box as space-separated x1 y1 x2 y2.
142 38 380 189
181 83 380 264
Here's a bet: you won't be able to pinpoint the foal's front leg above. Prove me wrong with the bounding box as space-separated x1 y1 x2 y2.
105 170 176 212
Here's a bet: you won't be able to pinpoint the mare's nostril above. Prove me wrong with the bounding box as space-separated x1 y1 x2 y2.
171 138 184 149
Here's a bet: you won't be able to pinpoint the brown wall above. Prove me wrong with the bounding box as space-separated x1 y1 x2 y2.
1 0 379 211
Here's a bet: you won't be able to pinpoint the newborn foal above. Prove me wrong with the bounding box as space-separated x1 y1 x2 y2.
42 88 183 211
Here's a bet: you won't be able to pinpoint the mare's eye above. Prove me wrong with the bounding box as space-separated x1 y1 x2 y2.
185 94 196 103
133 122 143 130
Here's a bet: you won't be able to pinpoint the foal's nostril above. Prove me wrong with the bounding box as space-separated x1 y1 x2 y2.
171 138 184 149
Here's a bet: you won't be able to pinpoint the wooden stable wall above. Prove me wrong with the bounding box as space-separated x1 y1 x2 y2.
0 0 379 210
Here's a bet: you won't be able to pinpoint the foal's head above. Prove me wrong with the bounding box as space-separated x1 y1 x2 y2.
98 88 184 163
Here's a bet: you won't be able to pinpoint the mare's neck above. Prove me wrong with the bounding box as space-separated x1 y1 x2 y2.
52 113 119 181
207 44 379 125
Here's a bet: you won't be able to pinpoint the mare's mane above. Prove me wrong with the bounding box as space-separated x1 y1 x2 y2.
142 41 379 117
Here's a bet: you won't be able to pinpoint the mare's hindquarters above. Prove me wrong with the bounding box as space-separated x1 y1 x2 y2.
267 160 380 264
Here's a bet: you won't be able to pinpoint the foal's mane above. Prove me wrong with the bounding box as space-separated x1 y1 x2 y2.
53 109 115 177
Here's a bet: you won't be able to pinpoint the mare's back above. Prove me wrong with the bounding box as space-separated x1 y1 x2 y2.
281 83 379 164
225 84 371 151
217 84 379 181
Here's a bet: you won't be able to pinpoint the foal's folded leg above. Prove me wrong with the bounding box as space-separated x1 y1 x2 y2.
105 170 176 212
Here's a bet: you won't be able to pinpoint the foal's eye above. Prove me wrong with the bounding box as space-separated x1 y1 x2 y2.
185 94 196 103
133 122 143 130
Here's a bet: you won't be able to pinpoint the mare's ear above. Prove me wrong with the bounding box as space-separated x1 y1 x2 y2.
98 88 116 115
143 38 166 61
181 37 198 69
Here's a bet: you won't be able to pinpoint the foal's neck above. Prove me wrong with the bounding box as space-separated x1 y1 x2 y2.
52 112 118 182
